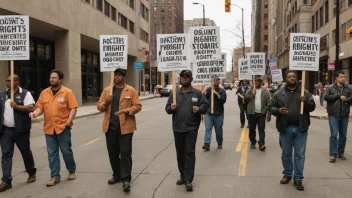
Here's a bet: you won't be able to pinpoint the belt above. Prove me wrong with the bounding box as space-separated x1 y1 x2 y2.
288 125 299 127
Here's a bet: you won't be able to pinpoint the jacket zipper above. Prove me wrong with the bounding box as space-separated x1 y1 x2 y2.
340 87 344 117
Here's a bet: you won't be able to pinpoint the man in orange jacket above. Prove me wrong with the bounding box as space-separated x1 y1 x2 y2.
97 68 142 192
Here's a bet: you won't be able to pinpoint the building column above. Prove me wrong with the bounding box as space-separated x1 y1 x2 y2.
0 61 8 90
126 56 139 92
54 30 82 105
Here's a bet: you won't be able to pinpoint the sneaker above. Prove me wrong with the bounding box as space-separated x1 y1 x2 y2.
329 156 336 163
338 154 347 160
176 177 184 185
27 174 36 183
217 145 223 149
108 177 121 185
122 181 131 192
68 172 76 180
280 176 292 184
250 144 256 149
0 182 12 192
294 181 304 191
202 144 210 151
185 181 193 192
46 178 60 187
259 145 266 151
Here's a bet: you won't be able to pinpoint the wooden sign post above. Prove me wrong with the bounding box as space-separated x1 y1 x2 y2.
300 71 306 114
211 77 214 114
172 71 177 104
10 60 14 102
110 71 114 94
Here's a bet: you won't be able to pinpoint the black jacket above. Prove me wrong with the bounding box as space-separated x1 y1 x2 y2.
324 83 352 117
205 87 226 116
268 86 316 133
236 85 249 104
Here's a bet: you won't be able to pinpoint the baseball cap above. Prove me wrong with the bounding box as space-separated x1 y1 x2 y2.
255 77 263 81
179 70 192 77
114 68 127 77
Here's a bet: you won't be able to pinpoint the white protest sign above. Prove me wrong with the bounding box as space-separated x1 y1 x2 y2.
289 33 320 71
100 35 128 72
156 34 190 71
218 53 227 79
248 52 266 75
0 15 29 60
271 69 283 82
238 58 252 80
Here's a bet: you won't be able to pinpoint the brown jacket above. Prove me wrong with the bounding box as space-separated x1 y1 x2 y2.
97 84 142 134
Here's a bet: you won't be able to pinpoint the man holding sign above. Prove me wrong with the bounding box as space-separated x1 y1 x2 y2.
165 70 208 192
268 71 315 191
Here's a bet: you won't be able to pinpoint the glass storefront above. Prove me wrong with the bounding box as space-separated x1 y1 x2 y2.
81 50 102 103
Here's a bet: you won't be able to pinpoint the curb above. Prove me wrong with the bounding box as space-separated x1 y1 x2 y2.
31 96 156 124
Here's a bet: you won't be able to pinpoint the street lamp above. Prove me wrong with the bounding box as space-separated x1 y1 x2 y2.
230 4 245 58
193 2 205 26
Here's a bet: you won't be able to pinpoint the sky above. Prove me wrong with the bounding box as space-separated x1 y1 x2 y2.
184 0 252 72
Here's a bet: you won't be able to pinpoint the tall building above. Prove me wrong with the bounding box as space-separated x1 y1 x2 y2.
184 18 216 33
149 0 184 86
251 0 269 53
232 47 251 81
0 0 150 105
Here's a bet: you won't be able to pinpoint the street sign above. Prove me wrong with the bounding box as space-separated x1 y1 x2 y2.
328 62 335 71
133 62 144 70
269 58 277 70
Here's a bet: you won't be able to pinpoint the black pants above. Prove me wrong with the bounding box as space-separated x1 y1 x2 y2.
1 126 36 183
105 128 133 182
173 130 198 183
238 102 248 125
248 113 266 145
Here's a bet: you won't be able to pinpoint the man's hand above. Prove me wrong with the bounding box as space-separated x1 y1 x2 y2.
106 95 112 103
171 104 177 110
213 90 220 99
114 109 130 117
252 90 256 97
300 96 306 103
192 106 199 113
266 116 271 122
279 107 288 115
66 121 72 127
340 96 347 102
10 102 17 109
29 112 38 119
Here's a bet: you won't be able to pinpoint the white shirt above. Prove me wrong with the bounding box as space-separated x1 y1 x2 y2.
3 87 35 127
255 88 262 113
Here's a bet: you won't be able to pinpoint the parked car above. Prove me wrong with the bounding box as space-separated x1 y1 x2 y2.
160 85 173 97
223 82 233 90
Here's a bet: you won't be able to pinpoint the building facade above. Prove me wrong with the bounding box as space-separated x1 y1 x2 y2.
232 47 251 81
184 18 216 33
251 0 269 53
0 0 150 105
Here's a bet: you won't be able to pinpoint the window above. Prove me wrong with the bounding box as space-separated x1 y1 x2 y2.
111 7 116 21
168 0 171 4
161 0 165 4
154 7 157 12
341 23 347 42
332 29 336 46
303 0 308 4
312 16 315 32
118 13 128 29
161 6 165 12
168 6 172 12
129 21 135 34
320 7 323 27
325 0 329 23
264 25 268 30
96 0 103 11
264 35 268 41
104 1 110 17
263 45 268 52
153 0 158 5
140 3 149 21
349 0 352 6
129 0 134 9
140 29 149 42
168 14 172 18
315 12 318 30
153 14 157 18
264 1 268 9
161 14 165 19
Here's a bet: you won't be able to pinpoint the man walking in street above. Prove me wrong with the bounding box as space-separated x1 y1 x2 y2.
245 77 271 151
97 68 142 192
324 70 352 163
268 71 316 191
165 70 208 192
202 76 227 151
0 75 37 192
30 69 78 187
236 80 250 128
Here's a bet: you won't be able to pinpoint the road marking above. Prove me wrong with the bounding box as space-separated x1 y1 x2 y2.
238 128 249 176
85 138 101 146
236 128 247 152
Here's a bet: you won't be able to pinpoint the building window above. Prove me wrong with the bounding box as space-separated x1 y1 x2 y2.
118 13 128 29
315 12 318 30
161 6 165 12
96 0 103 11
319 7 323 27
341 22 347 42
264 35 268 41
104 1 110 17
161 14 165 19
153 0 158 5
303 0 308 4
264 25 268 30
168 6 172 12
129 0 134 9
161 0 165 4
332 29 336 46
349 0 352 6
111 7 116 21
325 0 329 23
168 14 172 18
154 7 157 12
129 21 135 34
81 50 101 103
140 3 149 21
168 0 171 4
153 14 157 18
263 45 268 52
140 29 149 42
264 1 268 9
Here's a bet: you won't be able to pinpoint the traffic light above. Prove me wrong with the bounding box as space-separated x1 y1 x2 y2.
347 27 352 38
225 0 231 12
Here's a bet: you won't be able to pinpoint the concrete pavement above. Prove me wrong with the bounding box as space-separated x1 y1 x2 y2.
1 90 352 197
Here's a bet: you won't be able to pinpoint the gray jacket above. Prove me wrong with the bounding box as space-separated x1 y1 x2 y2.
244 86 271 116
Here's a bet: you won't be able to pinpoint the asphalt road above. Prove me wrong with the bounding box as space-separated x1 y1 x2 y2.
1 90 352 198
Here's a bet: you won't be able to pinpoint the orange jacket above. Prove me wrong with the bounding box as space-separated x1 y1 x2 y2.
97 85 142 134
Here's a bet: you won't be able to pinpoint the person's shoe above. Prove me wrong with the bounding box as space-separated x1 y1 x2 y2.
217 145 223 149
27 174 36 183
294 181 304 191
0 182 12 192
240 125 244 128
259 144 266 151
108 177 121 185
202 144 210 151
176 177 184 185
68 172 76 180
250 144 256 149
46 178 60 186
122 181 131 192
185 181 193 192
338 154 347 160
280 176 292 184
330 156 336 163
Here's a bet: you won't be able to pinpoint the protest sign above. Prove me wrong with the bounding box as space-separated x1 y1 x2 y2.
271 69 283 82
156 33 190 72
238 58 252 80
248 52 265 75
0 15 29 60
289 33 320 71
100 35 128 72
269 58 277 70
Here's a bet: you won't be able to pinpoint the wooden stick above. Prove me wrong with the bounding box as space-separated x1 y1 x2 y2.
110 71 114 95
300 71 306 115
10 60 14 102
211 77 214 114
172 71 176 105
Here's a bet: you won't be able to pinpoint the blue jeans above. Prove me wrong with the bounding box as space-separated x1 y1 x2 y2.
204 113 224 145
279 126 308 181
328 116 349 157
45 127 76 178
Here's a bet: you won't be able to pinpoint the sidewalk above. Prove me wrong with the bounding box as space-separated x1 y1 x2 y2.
32 94 156 123
310 95 352 120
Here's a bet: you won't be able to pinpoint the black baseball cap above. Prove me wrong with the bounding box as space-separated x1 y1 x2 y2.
114 68 127 77
255 77 263 81
179 70 192 77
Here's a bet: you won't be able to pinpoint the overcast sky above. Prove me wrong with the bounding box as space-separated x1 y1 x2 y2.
184 0 252 71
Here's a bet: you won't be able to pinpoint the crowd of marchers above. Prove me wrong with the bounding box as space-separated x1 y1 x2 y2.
0 67 351 193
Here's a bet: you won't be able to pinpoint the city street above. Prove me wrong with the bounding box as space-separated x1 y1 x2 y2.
1 90 352 198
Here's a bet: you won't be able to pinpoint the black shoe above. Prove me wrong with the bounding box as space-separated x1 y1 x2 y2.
108 177 121 185
122 181 131 192
250 144 256 149
202 144 210 151
280 176 292 184
259 144 266 151
27 174 36 183
185 181 193 192
176 178 184 185
294 181 304 191
0 182 12 192
217 145 223 149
